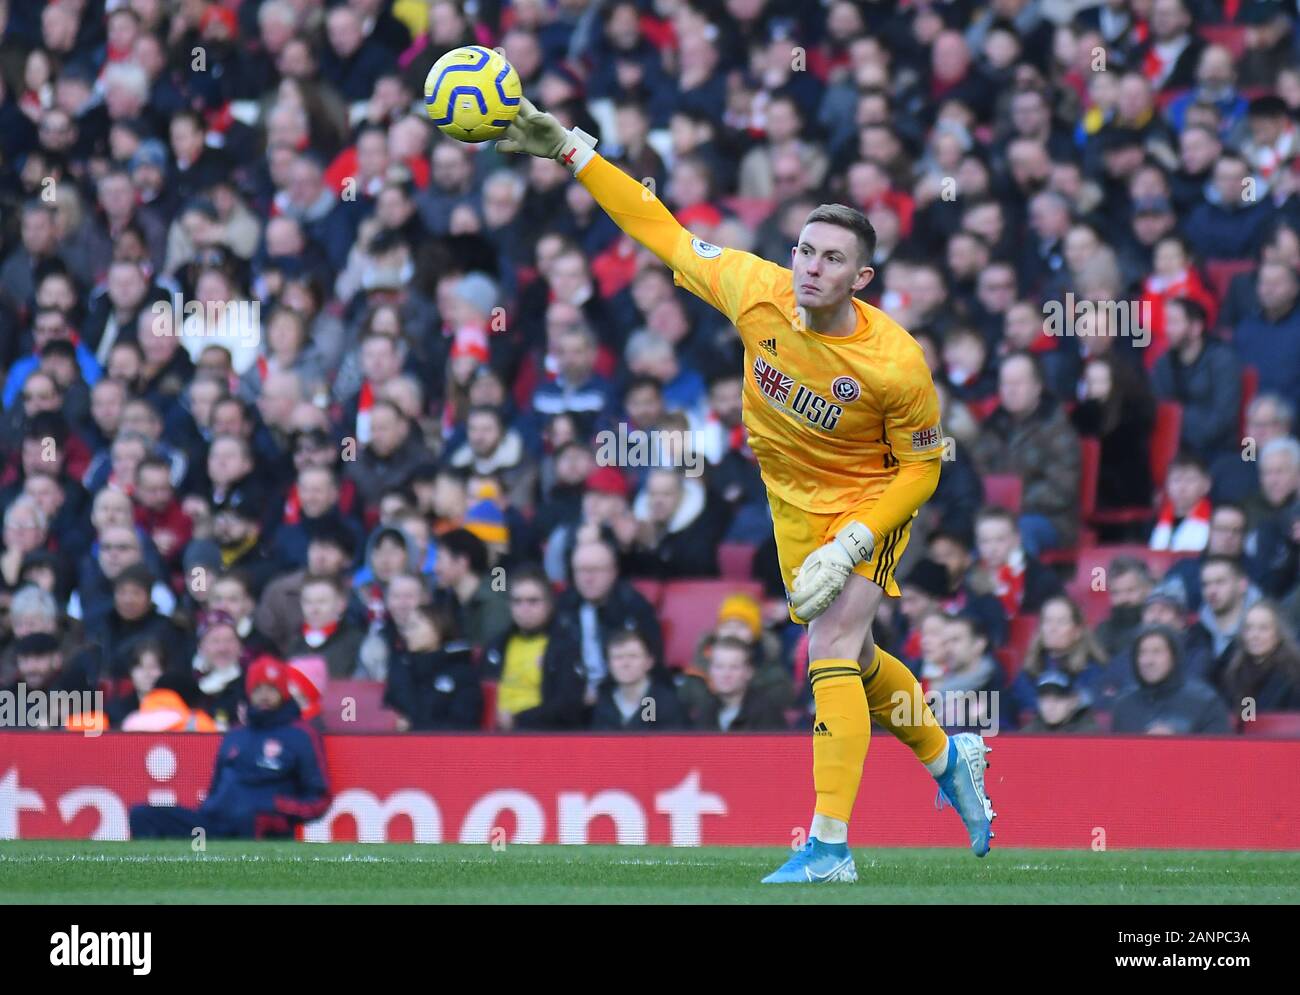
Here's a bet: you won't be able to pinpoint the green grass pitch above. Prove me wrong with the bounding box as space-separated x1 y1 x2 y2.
3 842 1300 904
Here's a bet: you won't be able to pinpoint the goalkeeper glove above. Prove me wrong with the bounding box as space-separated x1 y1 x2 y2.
789 521 875 623
496 97 598 175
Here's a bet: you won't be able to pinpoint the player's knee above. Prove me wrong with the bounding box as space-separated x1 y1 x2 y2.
809 619 868 663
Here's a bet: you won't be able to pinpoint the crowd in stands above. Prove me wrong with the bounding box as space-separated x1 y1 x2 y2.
1 0 1299 738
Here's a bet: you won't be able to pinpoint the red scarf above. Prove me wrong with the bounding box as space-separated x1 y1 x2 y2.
301 621 339 648
987 549 1027 619
1150 496 1211 551
356 381 375 444
283 484 301 526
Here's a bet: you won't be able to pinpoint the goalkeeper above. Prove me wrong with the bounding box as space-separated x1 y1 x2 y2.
499 100 995 883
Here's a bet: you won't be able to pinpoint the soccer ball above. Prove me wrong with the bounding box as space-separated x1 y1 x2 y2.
423 45 522 143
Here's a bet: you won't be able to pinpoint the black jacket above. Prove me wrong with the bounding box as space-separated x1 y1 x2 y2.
482 624 586 729
693 686 789 731
552 580 664 669
590 675 687 731
1110 646 1231 735
1150 339 1242 461
384 641 483 731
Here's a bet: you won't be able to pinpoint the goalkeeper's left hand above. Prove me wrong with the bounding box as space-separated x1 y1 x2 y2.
789 521 874 622
496 97 597 173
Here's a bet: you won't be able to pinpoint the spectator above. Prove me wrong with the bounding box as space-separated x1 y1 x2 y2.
693 636 788 732
1 632 93 716
1163 502 1256 612
286 573 368 679
384 604 482 731
358 570 430 683
1211 393 1295 503
95 562 190 677
256 526 359 655
590 629 686 731
1150 453 1212 552
209 571 279 660
190 608 247 728
970 352 1082 554
1244 437 1300 598
1217 601 1300 720
1094 557 1155 657
624 467 722 579
210 497 278 598
132 455 191 570
432 528 510 649
446 405 537 512
483 566 585 730
1150 298 1243 463
1021 668 1101 734
346 399 434 511
554 539 664 706
130 657 331 839
1008 596 1108 722
271 465 365 570
1111 626 1231 735
1183 154 1270 262
971 506 1064 620
929 614 1005 734
1233 261 1300 401
1099 581 1216 703
1069 353 1154 520
1198 554 1263 674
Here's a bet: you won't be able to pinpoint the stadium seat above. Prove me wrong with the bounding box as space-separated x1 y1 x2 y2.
482 680 498 731
1198 24 1249 59
660 579 764 669
717 542 757 580
1239 365 1259 437
1064 576 1111 627
322 680 395 733
1205 258 1255 303
983 474 1023 513
998 613 1039 679
1040 439 1100 567
630 578 664 611
1239 712 1300 738
1148 402 1183 492
1071 544 1198 589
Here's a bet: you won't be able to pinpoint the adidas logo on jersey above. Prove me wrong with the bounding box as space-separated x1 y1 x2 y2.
759 338 778 356
813 721 831 737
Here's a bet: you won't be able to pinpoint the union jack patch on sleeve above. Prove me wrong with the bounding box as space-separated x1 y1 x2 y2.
912 426 941 451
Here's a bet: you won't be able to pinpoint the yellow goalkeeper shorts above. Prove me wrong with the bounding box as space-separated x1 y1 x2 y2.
769 491 914 621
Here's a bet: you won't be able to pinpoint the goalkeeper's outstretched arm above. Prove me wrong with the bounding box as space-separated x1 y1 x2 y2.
496 98 686 266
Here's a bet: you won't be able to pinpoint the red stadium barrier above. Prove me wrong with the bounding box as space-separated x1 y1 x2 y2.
3 732 1298 849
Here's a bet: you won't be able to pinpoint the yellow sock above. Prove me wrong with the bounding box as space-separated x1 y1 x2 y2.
809 658 871 824
862 645 948 767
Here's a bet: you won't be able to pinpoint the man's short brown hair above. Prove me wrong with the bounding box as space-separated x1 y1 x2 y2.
804 203 877 266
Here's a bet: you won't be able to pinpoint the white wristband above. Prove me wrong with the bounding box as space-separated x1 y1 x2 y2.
557 127 598 175
834 520 874 565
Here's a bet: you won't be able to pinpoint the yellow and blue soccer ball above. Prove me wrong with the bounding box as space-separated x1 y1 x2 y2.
423 45 522 143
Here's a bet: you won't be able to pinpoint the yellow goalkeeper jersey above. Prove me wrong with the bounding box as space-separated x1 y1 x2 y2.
575 154 943 517
671 239 942 514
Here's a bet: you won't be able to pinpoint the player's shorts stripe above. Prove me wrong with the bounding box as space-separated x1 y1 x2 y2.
872 526 902 586
877 527 900 585
860 659 882 685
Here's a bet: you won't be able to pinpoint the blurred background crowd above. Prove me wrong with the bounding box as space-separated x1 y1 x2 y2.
1 0 1299 738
